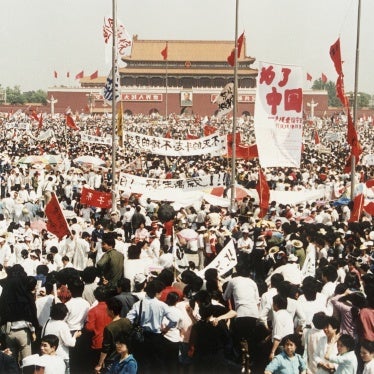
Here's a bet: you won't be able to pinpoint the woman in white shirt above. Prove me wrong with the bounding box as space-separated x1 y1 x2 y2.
360 340 374 374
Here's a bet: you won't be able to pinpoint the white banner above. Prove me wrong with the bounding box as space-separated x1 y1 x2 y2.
37 128 54 142
81 133 112 146
5 122 30 130
124 132 227 157
118 172 227 193
197 240 237 278
254 62 303 167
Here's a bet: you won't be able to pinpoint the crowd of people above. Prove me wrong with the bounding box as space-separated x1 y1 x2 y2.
0 110 372 373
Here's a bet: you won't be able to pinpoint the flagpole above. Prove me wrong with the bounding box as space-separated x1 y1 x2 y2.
350 0 361 200
111 0 117 211
165 42 169 118
230 0 239 212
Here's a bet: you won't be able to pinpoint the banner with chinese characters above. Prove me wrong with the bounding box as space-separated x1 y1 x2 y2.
254 62 303 167
118 172 228 193
80 187 112 208
124 132 227 157
81 133 112 146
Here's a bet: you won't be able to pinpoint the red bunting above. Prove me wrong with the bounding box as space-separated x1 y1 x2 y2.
80 187 112 209
45 193 71 240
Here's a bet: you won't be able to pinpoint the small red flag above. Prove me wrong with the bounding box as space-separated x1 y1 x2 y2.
321 73 328 83
256 169 270 218
90 70 98 80
349 193 365 222
67 72 70 78
227 32 245 67
29 109 39 122
75 70 84 80
66 113 79 131
161 43 168 60
54 71 58 78
306 73 312 81
80 187 112 209
45 193 71 240
38 113 43 130
314 130 320 145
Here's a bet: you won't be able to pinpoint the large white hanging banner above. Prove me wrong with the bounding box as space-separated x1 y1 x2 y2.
254 62 303 167
123 132 227 157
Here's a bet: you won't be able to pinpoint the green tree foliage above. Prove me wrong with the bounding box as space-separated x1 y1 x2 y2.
2 86 47 105
311 79 371 108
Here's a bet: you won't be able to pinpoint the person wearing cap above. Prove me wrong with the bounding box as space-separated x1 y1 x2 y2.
96 232 124 287
266 253 303 287
292 239 306 268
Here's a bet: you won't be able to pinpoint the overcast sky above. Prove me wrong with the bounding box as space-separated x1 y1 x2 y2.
1 0 373 94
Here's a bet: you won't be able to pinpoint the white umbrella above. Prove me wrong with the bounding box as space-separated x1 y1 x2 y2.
73 155 106 166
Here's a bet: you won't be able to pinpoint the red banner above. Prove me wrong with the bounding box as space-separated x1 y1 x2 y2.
45 193 71 240
80 187 112 209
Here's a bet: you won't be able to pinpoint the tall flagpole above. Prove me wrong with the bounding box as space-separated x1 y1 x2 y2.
230 0 239 211
165 42 169 118
350 0 361 200
111 0 117 211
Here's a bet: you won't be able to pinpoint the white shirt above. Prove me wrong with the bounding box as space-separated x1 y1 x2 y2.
36 294 55 327
223 276 259 318
272 309 294 341
41 354 66 374
65 297 90 330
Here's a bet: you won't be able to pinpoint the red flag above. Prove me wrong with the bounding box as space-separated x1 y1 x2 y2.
29 109 39 122
329 38 343 75
349 193 365 222
227 32 245 67
203 125 217 136
45 193 71 240
54 71 58 78
75 70 84 79
80 187 112 209
314 130 320 145
256 169 270 218
321 73 328 83
66 113 79 131
226 132 241 146
38 113 43 130
90 70 98 80
161 43 168 60
67 72 70 78
306 73 312 81
234 144 258 159
347 111 362 158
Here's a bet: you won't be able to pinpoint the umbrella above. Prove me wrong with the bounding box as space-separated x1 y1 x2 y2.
73 155 106 166
18 155 61 165
178 228 198 241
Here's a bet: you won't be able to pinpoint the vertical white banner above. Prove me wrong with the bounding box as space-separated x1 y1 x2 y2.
254 62 303 167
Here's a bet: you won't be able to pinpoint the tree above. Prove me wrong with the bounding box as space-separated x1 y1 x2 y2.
311 79 370 108
6 86 25 105
2 86 47 105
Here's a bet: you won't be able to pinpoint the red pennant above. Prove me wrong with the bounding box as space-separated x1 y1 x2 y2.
161 43 168 60
75 70 84 80
45 193 71 240
256 169 270 218
321 73 328 83
80 187 112 209
54 71 58 79
90 70 98 80
349 193 365 222
227 32 245 67
306 73 312 81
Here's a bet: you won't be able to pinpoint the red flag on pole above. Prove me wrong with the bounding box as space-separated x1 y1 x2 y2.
75 70 84 80
90 70 98 80
227 32 245 67
306 73 312 81
329 38 343 75
80 187 112 209
38 113 43 130
66 113 79 131
45 193 71 240
321 73 328 83
349 193 365 222
256 169 270 218
161 43 168 60
54 71 58 78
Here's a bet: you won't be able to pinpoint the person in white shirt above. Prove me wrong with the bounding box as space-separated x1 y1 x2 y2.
236 228 254 254
269 294 294 361
36 283 56 328
321 265 339 315
360 339 374 374
39 334 66 374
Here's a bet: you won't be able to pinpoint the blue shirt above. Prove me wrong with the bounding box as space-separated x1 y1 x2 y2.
126 296 178 334
265 351 306 374
329 351 358 374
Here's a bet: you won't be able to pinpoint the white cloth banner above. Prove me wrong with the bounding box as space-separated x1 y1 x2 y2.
37 128 54 142
5 122 30 130
81 133 112 146
118 172 228 193
197 240 237 278
254 62 303 167
124 132 227 157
